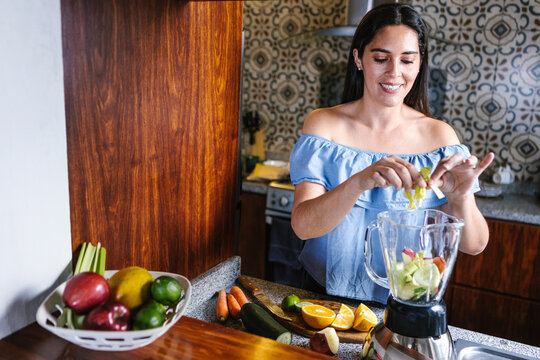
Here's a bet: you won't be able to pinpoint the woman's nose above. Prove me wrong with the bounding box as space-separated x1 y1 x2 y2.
386 60 400 76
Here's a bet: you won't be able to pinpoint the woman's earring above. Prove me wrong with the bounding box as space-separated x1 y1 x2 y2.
358 67 362 71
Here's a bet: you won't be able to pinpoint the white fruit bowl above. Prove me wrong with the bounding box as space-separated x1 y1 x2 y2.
36 270 192 351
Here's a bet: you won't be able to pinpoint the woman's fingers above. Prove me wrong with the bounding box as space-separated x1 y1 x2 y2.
475 152 495 174
430 153 464 181
375 156 424 191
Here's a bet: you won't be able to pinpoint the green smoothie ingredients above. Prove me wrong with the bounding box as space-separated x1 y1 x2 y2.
403 166 444 209
394 248 444 301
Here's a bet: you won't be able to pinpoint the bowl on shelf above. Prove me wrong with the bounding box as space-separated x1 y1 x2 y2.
36 270 191 351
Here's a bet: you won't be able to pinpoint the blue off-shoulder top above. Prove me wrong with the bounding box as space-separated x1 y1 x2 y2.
289 134 479 303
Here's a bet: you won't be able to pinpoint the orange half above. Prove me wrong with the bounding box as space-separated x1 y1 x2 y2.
301 304 336 329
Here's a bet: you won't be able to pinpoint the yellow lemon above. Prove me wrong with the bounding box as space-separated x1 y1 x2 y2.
330 304 355 331
301 304 336 329
108 266 154 310
353 303 378 332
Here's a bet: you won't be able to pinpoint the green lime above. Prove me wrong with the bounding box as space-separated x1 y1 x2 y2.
151 276 183 306
132 303 166 330
293 301 313 313
281 294 300 312
146 300 167 316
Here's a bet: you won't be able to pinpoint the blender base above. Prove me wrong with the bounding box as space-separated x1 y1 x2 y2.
362 297 456 360
363 323 456 360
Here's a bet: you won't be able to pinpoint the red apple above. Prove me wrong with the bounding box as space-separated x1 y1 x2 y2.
83 301 130 331
432 256 446 274
309 327 339 355
62 272 110 314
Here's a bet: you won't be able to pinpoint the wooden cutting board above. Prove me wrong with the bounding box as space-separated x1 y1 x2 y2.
235 276 370 344
272 299 369 344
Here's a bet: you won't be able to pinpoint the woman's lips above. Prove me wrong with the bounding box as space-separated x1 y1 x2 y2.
380 83 401 93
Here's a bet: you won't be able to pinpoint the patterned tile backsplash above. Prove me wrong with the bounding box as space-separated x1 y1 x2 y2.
242 0 540 182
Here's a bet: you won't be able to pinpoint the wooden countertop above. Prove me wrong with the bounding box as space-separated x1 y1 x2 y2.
0 316 334 360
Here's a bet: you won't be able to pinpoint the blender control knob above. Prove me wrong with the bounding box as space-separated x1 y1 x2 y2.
279 195 289 207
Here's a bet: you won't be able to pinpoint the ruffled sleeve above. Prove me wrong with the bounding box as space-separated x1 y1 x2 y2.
289 134 480 211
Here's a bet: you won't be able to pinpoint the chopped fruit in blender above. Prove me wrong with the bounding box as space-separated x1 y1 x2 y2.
432 257 446 273
394 250 442 301
402 248 415 263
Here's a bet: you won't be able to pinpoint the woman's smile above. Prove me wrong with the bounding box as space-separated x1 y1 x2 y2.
354 24 421 106
380 82 402 93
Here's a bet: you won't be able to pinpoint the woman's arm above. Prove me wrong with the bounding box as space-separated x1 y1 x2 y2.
431 152 495 254
291 155 427 239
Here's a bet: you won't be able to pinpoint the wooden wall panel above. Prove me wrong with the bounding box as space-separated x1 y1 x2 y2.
449 285 540 346
61 0 243 278
454 219 539 299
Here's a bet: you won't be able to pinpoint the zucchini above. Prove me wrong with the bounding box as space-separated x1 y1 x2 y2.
240 303 292 345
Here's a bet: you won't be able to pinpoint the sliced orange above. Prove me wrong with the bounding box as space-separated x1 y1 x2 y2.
330 304 355 331
301 304 336 329
352 303 378 332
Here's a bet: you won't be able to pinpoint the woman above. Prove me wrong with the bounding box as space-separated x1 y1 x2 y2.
289 4 494 303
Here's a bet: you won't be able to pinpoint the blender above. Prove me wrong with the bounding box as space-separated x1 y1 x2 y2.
362 209 465 360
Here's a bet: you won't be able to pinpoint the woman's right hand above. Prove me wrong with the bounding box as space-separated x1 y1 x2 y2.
354 155 427 193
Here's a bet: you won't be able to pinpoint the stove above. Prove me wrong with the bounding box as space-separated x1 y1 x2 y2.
265 180 295 220
264 180 303 288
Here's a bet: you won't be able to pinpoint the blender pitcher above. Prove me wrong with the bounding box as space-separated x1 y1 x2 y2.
364 209 465 305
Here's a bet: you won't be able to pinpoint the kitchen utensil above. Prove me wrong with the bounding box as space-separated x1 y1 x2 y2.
243 111 261 145
362 209 465 360
237 276 293 321
36 270 191 351
236 276 369 344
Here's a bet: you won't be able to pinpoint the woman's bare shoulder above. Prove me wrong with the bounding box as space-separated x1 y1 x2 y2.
417 115 461 147
301 104 351 138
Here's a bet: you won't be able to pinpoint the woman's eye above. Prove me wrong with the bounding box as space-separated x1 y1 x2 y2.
374 58 387 63
402 59 414 64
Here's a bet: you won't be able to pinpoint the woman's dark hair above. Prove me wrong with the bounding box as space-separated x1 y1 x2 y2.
341 3 431 117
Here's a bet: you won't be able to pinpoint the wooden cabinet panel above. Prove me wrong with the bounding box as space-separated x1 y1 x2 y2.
61 0 243 278
454 219 540 299
238 192 267 278
449 284 540 346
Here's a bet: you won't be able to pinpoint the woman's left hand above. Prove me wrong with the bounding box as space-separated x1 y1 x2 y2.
429 152 495 200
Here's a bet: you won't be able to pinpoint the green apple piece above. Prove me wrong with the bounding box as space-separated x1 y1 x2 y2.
397 282 416 300
412 263 441 291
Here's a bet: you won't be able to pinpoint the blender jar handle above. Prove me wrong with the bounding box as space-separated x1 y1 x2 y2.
364 220 389 289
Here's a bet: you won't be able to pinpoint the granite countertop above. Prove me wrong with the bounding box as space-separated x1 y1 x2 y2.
243 180 540 225
186 256 540 359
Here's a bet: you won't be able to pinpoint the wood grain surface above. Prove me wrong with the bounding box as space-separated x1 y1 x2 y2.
453 218 539 299
448 284 540 347
61 0 243 278
0 317 335 360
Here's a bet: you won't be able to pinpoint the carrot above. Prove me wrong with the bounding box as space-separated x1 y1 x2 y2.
216 289 229 322
230 286 249 307
227 293 242 319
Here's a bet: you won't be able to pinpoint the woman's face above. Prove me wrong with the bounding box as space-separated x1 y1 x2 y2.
354 25 421 108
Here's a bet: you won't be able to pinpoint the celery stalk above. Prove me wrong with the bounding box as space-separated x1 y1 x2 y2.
79 243 95 273
74 242 87 275
90 242 101 273
97 247 106 276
